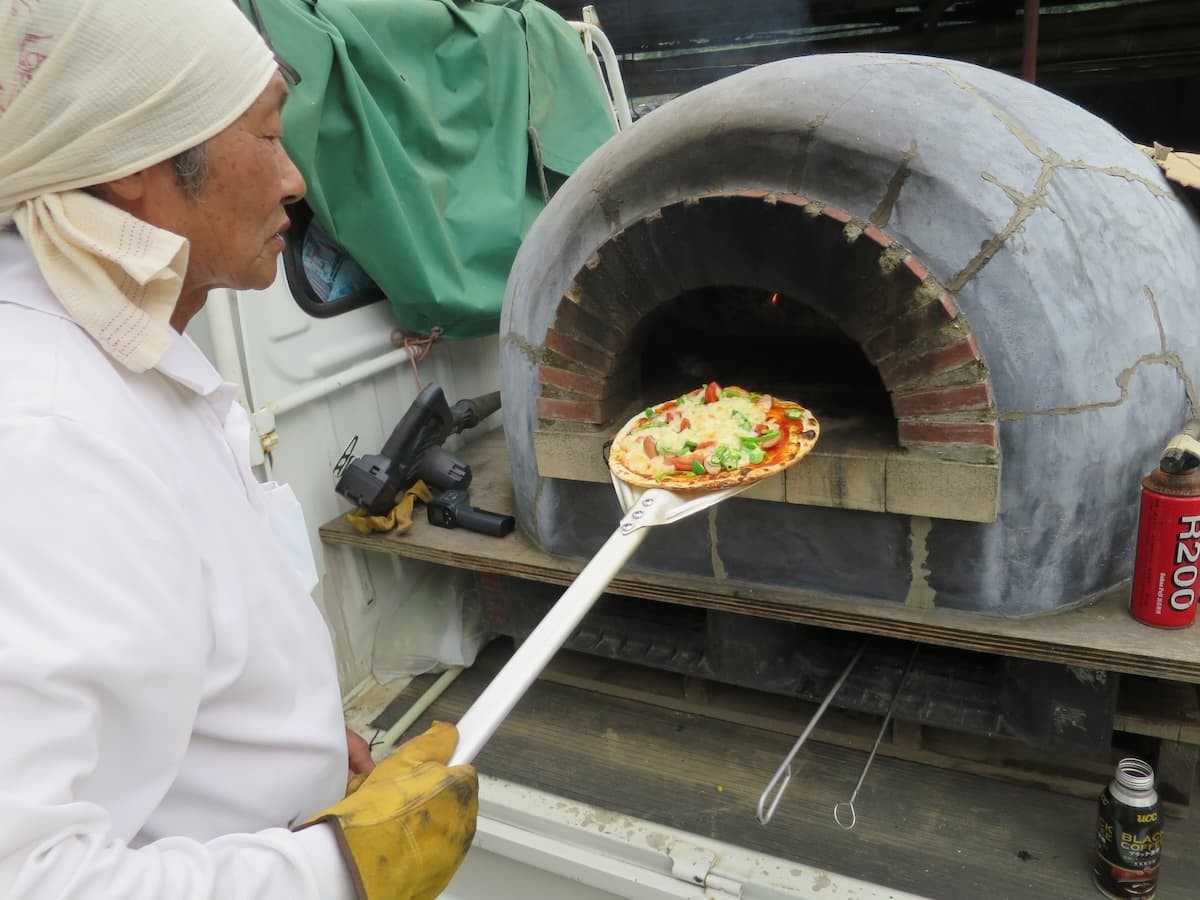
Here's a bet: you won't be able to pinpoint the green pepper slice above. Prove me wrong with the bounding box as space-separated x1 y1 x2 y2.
712 445 742 470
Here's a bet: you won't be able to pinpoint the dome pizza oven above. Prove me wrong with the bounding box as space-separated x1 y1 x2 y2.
499 53 1200 618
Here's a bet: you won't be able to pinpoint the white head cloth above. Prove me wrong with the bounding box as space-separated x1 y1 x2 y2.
0 0 277 371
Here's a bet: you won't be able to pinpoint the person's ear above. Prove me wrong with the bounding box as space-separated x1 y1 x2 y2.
97 170 150 204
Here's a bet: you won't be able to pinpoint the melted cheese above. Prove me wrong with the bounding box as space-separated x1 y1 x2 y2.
621 393 771 476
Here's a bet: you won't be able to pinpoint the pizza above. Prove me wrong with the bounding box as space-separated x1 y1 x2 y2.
608 381 819 491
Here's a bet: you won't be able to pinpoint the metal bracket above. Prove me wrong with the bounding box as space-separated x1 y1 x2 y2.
667 841 743 898
617 491 672 534
614 483 753 535
250 408 278 462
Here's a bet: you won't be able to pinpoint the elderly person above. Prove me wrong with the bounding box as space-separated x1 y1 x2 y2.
0 1 476 899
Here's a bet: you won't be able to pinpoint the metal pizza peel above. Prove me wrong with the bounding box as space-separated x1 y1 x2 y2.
448 406 818 765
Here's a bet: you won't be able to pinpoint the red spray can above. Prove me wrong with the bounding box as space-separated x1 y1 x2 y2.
1130 423 1200 629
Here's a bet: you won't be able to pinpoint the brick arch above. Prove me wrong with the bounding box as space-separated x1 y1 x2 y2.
535 192 997 464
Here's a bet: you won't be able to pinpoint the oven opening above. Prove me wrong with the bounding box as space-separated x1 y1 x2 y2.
640 285 898 446
530 194 1000 523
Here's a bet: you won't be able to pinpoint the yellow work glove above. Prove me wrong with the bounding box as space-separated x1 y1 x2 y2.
345 481 435 536
303 721 478 900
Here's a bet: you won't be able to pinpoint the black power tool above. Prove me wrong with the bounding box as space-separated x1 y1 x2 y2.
335 383 501 518
427 488 515 537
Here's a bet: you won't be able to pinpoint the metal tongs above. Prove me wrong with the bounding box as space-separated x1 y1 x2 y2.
757 643 920 828
449 477 751 765
757 642 868 824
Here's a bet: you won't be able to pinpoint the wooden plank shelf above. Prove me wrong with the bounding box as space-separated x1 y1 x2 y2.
320 429 1200 684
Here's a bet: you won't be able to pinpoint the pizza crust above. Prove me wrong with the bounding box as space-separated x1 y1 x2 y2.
608 385 819 492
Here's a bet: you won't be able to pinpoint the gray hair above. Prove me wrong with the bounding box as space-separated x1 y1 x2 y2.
171 142 210 200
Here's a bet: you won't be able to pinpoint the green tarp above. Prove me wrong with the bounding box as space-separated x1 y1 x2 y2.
239 0 616 338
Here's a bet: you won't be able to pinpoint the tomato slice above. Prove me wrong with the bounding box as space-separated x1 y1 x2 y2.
704 381 721 403
670 456 696 471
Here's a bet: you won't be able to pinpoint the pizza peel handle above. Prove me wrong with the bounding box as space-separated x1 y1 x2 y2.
449 482 749 766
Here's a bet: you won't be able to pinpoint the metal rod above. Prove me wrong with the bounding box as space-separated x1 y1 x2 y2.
204 289 250 409
577 22 634 130
378 666 465 759
833 645 920 830
1022 0 1041 83
265 344 414 417
757 642 867 825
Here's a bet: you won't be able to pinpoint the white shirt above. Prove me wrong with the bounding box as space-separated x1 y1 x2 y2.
0 231 355 899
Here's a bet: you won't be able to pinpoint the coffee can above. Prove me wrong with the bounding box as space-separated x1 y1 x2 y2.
1093 757 1162 899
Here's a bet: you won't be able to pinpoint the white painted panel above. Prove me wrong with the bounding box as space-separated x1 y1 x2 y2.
445 848 627 900
209 263 503 686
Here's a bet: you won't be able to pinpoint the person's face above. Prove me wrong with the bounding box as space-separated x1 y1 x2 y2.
100 73 306 328
175 74 305 296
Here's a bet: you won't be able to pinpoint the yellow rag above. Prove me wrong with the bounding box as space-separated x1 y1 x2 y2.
345 481 434 535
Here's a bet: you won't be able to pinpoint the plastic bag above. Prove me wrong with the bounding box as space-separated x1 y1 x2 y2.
372 564 494 681
301 220 376 303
